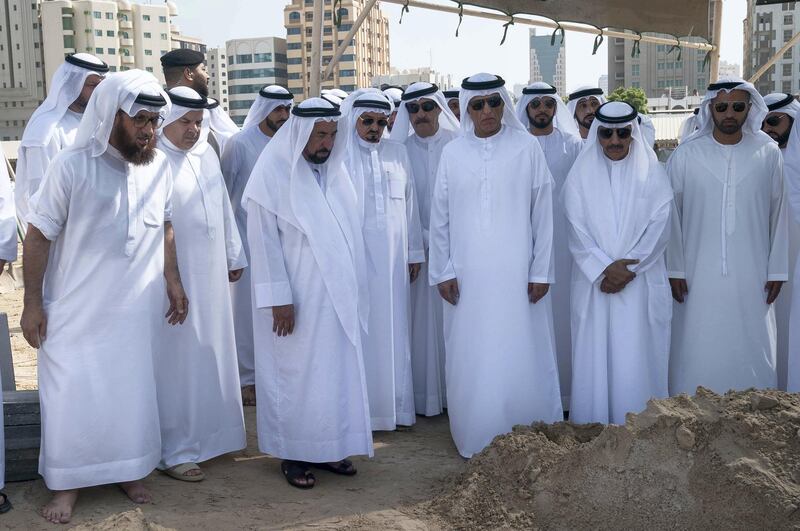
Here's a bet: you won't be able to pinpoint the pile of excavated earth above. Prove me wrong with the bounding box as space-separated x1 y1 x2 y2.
421 387 800 530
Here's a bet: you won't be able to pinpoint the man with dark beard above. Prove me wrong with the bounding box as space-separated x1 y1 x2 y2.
21 70 189 524
221 85 293 405
515 82 583 410
567 86 605 141
16 53 108 226
161 49 239 154
762 93 798 149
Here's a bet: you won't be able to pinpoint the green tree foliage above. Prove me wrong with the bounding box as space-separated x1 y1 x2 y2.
607 86 649 114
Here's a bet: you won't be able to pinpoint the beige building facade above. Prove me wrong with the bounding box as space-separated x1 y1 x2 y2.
284 0 390 98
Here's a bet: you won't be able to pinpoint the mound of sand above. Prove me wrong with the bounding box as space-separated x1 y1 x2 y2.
70 509 175 531
424 387 800 530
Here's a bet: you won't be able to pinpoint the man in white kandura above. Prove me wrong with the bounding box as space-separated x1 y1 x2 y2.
156 87 247 482
221 84 293 406
764 94 800 391
563 101 673 424
21 70 189 524
443 88 461 121
0 140 16 514
678 108 700 143
516 82 583 409
668 78 788 396
342 89 425 430
391 82 460 417
15 53 107 225
429 73 562 458
567 86 605 141
242 98 372 489
382 86 404 133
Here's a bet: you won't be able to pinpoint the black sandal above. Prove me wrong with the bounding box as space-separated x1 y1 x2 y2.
281 460 315 489
313 459 357 476
0 492 11 514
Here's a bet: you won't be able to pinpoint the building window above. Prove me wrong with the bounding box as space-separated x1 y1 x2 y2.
632 64 640 76
340 54 354 61
145 49 153 56
785 47 793 59
287 27 301 35
324 11 332 20
275 53 287 62
305 12 313 21
95 47 103 54
289 11 300 21
697 60 705 72
784 63 793 76
338 8 348 19
159 15 167 22
288 42 301 50
236 54 253 64
254 53 272 62
160 33 167 39
143 14 151 21
146 66 153 72
785 14 793 25
339 69 355 77
62 17 73 30
783 80 792 92
93 10 101 18
324 27 332 35
107 30 115 37
288 72 301 79
105 12 113 19
94 29 102 36
322 42 333 51
305 28 313 37
64 35 75 48
145 32 153 39
631 81 640 88
288 57 302 65
108 48 116 55
339 24 352 31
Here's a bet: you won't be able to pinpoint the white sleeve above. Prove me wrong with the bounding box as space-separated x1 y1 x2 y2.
768 152 789 281
27 157 73 241
222 176 247 271
0 155 17 262
627 201 672 274
246 200 292 308
404 154 425 264
428 151 455 285
529 150 555 284
665 151 686 279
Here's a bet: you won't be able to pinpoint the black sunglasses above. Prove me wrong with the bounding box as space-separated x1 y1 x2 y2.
597 127 632 140
469 96 503 112
359 116 388 127
528 98 556 109
406 101 438 114
764 114 784 127
714 101 748 113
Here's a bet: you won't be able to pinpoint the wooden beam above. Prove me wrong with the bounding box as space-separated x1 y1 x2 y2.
709 0 724 81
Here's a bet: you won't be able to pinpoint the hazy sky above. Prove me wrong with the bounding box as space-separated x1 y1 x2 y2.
175 0 747 91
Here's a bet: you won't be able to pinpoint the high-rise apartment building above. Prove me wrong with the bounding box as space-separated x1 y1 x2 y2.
225 37 288 126
40 0 180 86
607 32 709 99
206 46 228 113
0 0 46 140
172 33 205 54
284 0 390 98
743 0 800 95
528 29 566 95
371 67 452 90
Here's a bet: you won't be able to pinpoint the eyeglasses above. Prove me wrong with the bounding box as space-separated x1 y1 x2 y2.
406 101 438 114
359 116 389 127
713 101 748 113
597 127 632 140
469 96 503 112
132 113 164 128
764 114 784 127
528 98 556 110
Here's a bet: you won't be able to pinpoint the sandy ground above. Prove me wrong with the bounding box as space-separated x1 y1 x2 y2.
0 277 466 530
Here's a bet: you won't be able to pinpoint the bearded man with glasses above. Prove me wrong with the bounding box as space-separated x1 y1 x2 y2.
341 90 425 432
429 73 563 458
667 79 788 397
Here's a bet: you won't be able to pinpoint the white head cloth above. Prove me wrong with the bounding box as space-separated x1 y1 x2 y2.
459 72 526 135
242 85 293 130
389 81 460 142
638 113 656 148
21 53 108 148
443 88 460 102
681 77 768 145
382 87 404 110
785 104 800 182
678 109 699 143
764 92 800 120
564 100 673 260
204 98 240 136
161 86 207 130
241 98 369 344
69 69 169 157
515 81 580 138
567 85 606 118
321 88 348 106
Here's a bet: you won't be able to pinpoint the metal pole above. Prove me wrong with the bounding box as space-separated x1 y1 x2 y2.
323 0 380 81
380 0 716 52
709 0 724 81
309 0 324 97
749 31 800 83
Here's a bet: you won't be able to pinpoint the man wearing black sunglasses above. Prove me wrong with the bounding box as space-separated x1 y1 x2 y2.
667 79 788 398
762 93 798 149
515 82 582 410
390 82 460 417
343 90 425 432
429 73 562 458
221 85 294 407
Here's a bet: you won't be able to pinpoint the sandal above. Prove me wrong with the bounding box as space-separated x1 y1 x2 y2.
0 492 11 514
313 459 357 476
281 460 315 489
162 462 205 482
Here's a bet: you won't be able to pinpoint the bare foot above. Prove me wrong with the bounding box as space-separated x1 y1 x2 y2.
241 385 256 406
119 480 152 504
41 489 79 524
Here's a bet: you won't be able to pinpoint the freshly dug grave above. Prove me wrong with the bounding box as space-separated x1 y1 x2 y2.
424 387 800 530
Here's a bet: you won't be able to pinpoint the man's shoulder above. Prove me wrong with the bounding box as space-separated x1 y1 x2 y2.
381 138 409 157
